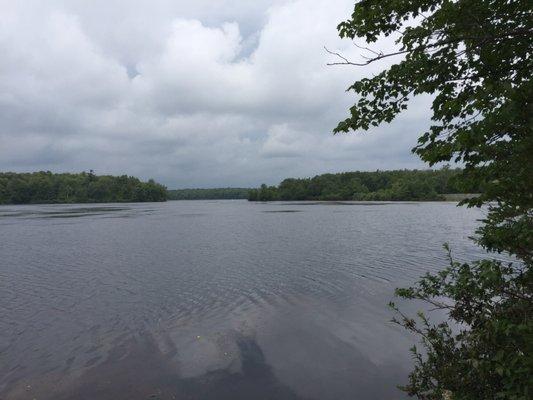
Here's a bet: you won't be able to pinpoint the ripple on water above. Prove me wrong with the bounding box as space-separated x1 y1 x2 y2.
0 200 486 399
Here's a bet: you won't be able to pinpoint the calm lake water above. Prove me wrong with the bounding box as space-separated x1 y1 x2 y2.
0 200 488 400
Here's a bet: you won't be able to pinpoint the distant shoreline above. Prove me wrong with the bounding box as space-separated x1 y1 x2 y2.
0 197 480 206
0 171 167 205
0 200 166 206
167 195 479 203
248 169 481 202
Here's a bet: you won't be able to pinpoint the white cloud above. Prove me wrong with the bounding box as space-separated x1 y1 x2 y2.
0 0 432 188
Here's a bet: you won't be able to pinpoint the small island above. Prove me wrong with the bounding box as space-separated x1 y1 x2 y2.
0 171 167 204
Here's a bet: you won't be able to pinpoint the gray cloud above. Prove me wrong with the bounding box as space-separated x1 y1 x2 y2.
0 0 431 188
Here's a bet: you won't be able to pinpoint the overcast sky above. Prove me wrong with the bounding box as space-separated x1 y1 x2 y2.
0 0 433 188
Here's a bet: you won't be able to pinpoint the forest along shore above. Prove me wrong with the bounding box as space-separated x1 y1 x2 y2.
0 171 167 204
1 168 480 204
248 168 481 202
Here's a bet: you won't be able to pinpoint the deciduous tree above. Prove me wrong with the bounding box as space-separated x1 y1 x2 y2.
333 1 532 398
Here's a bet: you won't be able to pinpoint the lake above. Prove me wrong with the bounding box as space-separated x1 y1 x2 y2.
0 200 488 400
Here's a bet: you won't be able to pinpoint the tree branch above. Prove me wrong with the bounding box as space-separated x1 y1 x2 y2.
326 28 533 67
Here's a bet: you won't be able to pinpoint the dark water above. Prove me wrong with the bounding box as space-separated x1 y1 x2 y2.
0 200 488 400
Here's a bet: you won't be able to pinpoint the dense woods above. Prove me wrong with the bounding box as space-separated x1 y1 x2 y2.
248 168 478 201
168 188 250 200
0 171 167 204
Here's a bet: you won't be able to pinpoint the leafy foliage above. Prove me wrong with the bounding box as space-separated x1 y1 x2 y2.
0 171 167 204
248 168 478 201
390 245 532 400
336 0 532 398
167 187 251 200
248 184 280 201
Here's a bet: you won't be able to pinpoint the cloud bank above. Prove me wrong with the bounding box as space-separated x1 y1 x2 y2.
0 0 431 188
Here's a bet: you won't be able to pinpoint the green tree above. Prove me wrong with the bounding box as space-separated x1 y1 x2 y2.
257 184 279 201
334 1 532 398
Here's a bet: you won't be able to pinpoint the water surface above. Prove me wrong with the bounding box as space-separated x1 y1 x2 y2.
0 200 487 399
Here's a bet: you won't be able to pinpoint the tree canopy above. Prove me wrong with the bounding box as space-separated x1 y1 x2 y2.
0 171 167 204
248 168 478 202
168 188 250 200
334 0 532 398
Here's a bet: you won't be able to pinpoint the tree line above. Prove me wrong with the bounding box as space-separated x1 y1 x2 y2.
167 188 250 200
248 168 479 201
0 171 167 204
